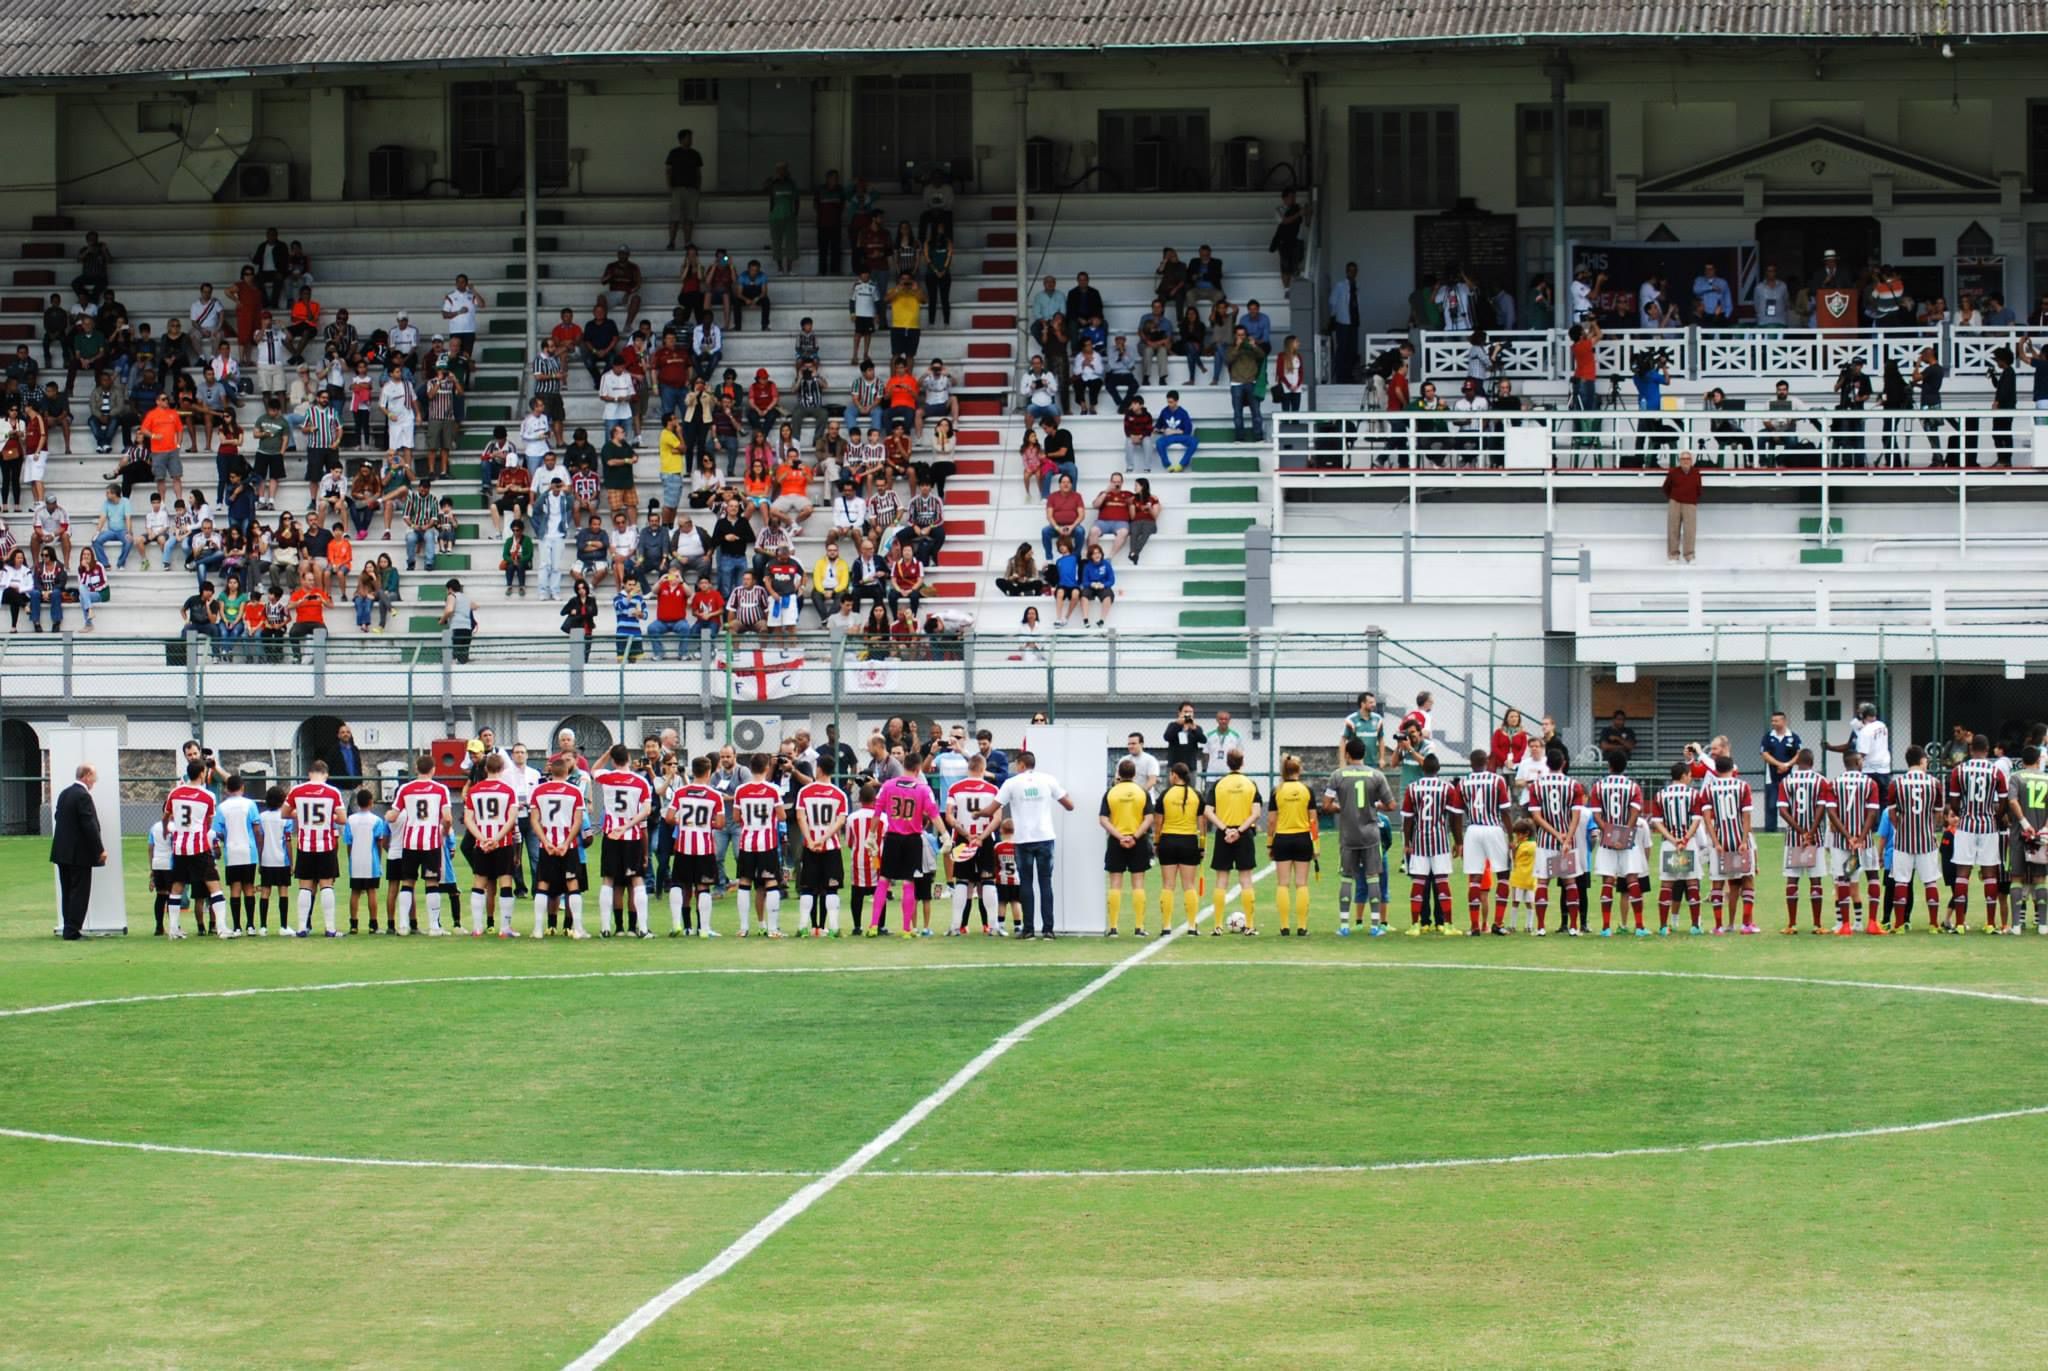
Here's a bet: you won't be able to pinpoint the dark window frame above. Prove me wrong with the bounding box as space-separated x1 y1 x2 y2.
1348 106 1460 211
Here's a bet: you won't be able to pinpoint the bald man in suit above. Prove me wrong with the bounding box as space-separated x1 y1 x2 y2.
50 764 107 940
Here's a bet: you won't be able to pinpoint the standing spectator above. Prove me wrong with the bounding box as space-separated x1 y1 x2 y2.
1758 710 1801 835
1988 344 2018 467
1751 263 1790 328
664 130 703 251
995 751 1074 938
812 169 846 277
1225 326 1265 442
441 274 481 358
1661 449 1700 563
438 578 474 662
764 162 801 275
920 229 955 327
1163 701 1206 775
1691 261 1733 325
1271 188 1307 286
1826 702 1894 799
885 273 926 363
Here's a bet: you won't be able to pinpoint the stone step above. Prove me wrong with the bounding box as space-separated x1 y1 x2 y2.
1189 484 1260 504
502 264 554 280
1179 607 1245 628
1184 547 1245 566
1798 516 1845 534
957 430 1000 447
13 269 56 287
1799 547 1845 564
1183 579 1246 597
19 242 64 260
976 286 1017 303
1177 638 1248 660
1187 516 1255 534
969 314 1017 330
966 342 1011 359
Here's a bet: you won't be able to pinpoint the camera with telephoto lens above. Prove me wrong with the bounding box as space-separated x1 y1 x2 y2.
1631 346 1671 375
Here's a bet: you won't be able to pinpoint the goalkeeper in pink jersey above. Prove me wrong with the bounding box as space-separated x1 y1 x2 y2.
873 768 941 936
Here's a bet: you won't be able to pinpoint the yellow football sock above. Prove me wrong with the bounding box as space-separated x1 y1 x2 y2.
1132 889 1147 931
1184 888 1200 930
1294 887 1309 932
1106 887 1121 932
1273 885 1291 930
1213 887 1227 928
1242 887 1257 930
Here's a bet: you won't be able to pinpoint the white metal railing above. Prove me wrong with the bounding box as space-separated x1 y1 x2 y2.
1580 583 2048 636
1411 323 2036 385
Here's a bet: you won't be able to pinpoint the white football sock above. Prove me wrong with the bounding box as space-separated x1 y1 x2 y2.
320 885 336 934
167 897 184 936
669 885 684 930
799 893 814 929
737 889 751 934
765 890 780 934
825 891 840 933
599 884 614 933
297 887 315 933
394 889 413 934
633 884 648 935
952 883 969 930
981 884 999 928
696 890 712 935
567 891 585 934
426 891 443 932
532 894 547 938
471 889 486 930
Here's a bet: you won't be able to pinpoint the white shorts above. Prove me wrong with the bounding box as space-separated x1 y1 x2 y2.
257 364 286 394
1657 842 1701 883
21 452 46 482
1710 842 1755 883
1405 851 1453 878
769 594 800 627
1781 840 1826 874
1953 830 2002 868
1534 847 1579 881
1593 842 1645 879
1891 849 1942 885
387 417 416 450
1463 825 1508 878
1827 842 1877 879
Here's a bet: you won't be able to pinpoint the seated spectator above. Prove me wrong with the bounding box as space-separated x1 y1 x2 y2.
1021 357 1060 426
734 260 771 331
1090 472 1135 559
918 359 957 436
846 425 885 492
904 475 944 563
1077 543 1116 628
600 247 643 323
885 541 924 617
996 543 1041 597
1050 536 1082 627
727 569 771 637
808 538 851 621
1127 477 1160 565
492 456 532 537
764 548 804 642
771 455 814 528
1154 391 1197 472
745 368 782 438
1104 335 1141 414
612 576 648 661
849 537 888 610
684 574 724 641
580 302 622 386
918 418 957 493
1040 473 1084 561
1070 341 1106 415
882 357 920 434
645 566 690 658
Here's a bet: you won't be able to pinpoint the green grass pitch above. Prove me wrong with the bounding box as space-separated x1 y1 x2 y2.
5 832 2048 1369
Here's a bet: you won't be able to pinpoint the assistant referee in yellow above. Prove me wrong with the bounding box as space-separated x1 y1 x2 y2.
1099 756 1156 935
1205 749 1263 934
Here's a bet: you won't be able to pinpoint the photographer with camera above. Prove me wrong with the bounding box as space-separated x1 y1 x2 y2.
1627 346 1676 470
1831 357 1872 468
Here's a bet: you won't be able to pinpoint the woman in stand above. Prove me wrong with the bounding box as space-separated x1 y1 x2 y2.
996 543 1040 597
1127 477 1161 566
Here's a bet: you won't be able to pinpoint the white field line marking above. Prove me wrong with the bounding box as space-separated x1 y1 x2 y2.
0 961 1080 1022
0 1127 814 1180
871 1103 2048 1179
557 865 1274 1371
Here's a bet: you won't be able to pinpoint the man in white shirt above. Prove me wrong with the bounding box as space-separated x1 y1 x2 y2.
1204 711 1245 779
995 749 1075 938
1749 264 1790 328
1569 266 1601 324
1826 702 1894 796
1123 732 1162 796
389 311 421 365
252 315 290 400
441 274 481 356
598 358 638 444
190 283 224 352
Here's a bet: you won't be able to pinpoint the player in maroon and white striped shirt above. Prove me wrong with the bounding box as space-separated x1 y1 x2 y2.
1591 752 1648 935
1692 755 1757 933
1890 746 1946 931
1776 749 1832 933
1400 755 1464 934
389 756 454 934
1826 749 1884 934
1461 751 1512 934
529 757 590 937
162 761 227 939
592 745 655 938
664 755 724 936
1522 753 1587 935
1948 734 2008 933
1651 764 1704 933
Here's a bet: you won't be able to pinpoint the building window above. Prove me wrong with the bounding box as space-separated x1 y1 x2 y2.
1348 108 1458 211
852 76 973 188
2030 102 2048 190
1098 110 1210 193
1518 104 1608 206
450 81 567 194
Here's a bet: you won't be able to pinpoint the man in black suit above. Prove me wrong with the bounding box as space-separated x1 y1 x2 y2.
50 764 107 940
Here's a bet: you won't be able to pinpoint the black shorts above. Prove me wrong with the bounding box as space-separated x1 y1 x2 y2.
997 883 1021 905
799 847 845 891
737 847 783 887
388 849 440 884
150 870 174 894
255 451 286 482
225 863 257 887
1104 836 1154 873
672 851 721 889
880 831 925 881
601 838 646 883
1211 832 1258 872
471 842 518 882
260 865 291 888
294 849 340 883
541 394 565 424
170 852 219 888
350 877 381 893
1158 833 1202 868
853 317 876 336
914 871 934 901
534 850 581 892
1270 832 1316 863
952 841 998 882
306 446 338 483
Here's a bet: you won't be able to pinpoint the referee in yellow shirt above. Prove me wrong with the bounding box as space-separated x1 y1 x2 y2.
1205 749 1263 934
1267 755 1318 935
1099 757 1155 935
1155 762 1206 935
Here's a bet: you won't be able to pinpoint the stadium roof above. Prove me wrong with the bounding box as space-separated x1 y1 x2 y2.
10 0 2046 83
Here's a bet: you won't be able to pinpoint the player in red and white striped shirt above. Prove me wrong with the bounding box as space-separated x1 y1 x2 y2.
162 761 226 939
1891 746 1947 931
845 783 883 931
1522 754 1587 935
1693 755 1757 933
1948 734 2009 932
1776 749 1832 933
1827 750 1884 934
945 752 1003 934
591 746 655 938
1591 752 1647 935
1461 751 1512 934
664 755 725 936
1400 755 1463 934
284 762 345 935
388 756 454 934
464 754 522 939
1652 764 1704 933
794 757 850 936
530 757 590 936
731 754 787 936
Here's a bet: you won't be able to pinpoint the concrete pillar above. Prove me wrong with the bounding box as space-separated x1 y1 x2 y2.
308 88 348 200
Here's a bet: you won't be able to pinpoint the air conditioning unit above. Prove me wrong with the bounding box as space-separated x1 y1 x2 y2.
1218 137 1263 192
235 160 291 201
725 715 779 753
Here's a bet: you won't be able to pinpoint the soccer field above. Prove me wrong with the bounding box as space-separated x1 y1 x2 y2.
6 833 2048 1369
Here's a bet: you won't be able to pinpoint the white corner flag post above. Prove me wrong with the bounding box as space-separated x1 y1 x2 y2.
46 725 128 936
1016 723 1109 936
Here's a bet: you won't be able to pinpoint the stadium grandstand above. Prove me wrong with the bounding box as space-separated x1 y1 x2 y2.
2 1 2048 790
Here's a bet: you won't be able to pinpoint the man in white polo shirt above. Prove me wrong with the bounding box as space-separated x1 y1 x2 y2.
1826 701 1893 799
995 750 1074 939
442 274 481 357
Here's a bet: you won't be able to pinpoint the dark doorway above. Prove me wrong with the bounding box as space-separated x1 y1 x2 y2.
295 716 348 782
0 719 37 835
1754 216 1880 287
1909 673 2039 757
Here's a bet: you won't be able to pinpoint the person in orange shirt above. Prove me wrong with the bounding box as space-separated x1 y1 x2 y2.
882 361 920 434
287 579 327 659
325 522 354 600
137 393 187 504
771 455 814 527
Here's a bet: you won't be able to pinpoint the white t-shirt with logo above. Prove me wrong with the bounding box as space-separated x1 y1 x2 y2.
995 770 1069 844
443 288 479 333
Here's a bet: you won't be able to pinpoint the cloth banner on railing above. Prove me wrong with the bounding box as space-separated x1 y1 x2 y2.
717 645 806 701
